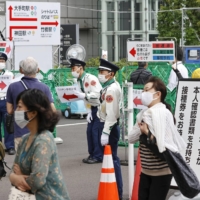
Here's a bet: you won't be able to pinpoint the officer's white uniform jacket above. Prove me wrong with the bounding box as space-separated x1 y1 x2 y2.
77 72 102 108
97 78 121 135
0 69 13 98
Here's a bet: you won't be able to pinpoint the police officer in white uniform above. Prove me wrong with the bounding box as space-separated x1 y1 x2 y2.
0 52 15 155
69 58 104 164
97 58 123 199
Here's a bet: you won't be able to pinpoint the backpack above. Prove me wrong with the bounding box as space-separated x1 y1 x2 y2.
0 141 10 179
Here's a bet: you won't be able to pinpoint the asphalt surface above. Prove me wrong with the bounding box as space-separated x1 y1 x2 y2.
0 116 176 200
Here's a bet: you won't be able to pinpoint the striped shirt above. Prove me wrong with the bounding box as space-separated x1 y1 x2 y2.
140 142 171 176
130 67 152 84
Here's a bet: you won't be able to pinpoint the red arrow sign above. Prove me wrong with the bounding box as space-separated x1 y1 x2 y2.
41 21 59 26
130 48 136 57
0 81 6 90
133 97 142 106
63 93 78 101
8 6 37 21
5 45 11 54
9 26 38 41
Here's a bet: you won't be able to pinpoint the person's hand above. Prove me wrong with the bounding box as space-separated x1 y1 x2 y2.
138 121 149 135
86 112 93 123
13 164 23 175
74 90 86 99
11 173 31 192
101 133 109 146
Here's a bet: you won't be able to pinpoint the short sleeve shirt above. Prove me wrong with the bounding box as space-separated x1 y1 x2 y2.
6 76 54 138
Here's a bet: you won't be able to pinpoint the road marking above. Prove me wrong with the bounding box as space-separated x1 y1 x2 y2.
56 122 87 127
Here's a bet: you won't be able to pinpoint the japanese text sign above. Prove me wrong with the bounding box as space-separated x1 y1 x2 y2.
127 41 175 62
133 89 147 110
0 75 12 92
0 41 13 58
174 79 200 181
6 1 60 45
55 85 82 103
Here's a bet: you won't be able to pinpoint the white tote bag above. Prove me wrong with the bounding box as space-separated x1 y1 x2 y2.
8 186 36 200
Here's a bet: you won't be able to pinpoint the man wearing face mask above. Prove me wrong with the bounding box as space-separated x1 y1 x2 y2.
0 52 14 155
97 58 123 200
6 57 55 151
69 58 103 164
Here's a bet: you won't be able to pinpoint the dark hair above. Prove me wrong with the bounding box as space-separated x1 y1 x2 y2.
138 62 147 68
175 46 183 61
145 76 176 123
16 89 60 133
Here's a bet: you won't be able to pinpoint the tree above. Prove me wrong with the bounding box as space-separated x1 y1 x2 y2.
157 0 200 45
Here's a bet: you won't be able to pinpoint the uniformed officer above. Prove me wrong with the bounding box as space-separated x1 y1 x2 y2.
0 52 15 155
97 58 123 199
69 58 103 164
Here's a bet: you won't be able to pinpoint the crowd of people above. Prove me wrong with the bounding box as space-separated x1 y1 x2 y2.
0 45 199 199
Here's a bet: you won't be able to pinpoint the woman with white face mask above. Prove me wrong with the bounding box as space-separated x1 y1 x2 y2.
128 76 186 200
9 89 70 200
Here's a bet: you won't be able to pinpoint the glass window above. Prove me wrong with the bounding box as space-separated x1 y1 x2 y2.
118 1 131 31
119 35 131 59
134 2 142 31
107 2 114 31
107 35 114 61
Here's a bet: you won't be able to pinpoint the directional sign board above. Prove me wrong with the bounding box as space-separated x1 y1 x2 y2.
133 89 147 110
0 41 13 58
0 75 12 93
171 78 200 188
6 1 60 45
127 41 175 62
55 86 82 103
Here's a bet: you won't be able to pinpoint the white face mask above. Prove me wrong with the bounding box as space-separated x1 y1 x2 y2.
141 91 158 107
0 62 6 70
98 74 109 83
14 110 34 129
71 67 80 78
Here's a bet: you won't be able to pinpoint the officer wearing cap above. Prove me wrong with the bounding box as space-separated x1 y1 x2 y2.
0 52 14 155
69 58 103 164
97 58 123 199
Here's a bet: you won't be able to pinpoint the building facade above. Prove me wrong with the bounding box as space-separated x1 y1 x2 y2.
0 0 163 62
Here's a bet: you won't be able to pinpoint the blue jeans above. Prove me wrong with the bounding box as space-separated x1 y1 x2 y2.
86 106 103 161
0 99 14 149
108 124 123 198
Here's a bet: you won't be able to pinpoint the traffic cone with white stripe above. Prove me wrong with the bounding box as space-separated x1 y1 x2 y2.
97 145 119 200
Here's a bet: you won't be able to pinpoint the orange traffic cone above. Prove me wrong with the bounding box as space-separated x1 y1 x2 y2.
131 150 141 200
97 145 119 200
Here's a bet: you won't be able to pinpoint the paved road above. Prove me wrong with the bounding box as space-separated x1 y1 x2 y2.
0 116 176 200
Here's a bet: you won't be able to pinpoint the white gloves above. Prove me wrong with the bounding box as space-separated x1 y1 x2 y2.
74 90 86 99
86 112 93 123
101 133 109 146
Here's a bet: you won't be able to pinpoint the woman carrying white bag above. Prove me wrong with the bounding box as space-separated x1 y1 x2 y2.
9 89 70 200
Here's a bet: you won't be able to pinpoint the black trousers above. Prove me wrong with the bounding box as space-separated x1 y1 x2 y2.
139 172 172 200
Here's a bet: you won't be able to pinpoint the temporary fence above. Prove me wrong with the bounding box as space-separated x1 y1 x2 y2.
2 63 199 139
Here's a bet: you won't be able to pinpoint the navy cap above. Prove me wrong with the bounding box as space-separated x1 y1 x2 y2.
98 58 119 72
0 52 7 61
69 58 86 67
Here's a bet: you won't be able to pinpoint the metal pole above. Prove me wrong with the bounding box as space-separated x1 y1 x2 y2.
181 8 184 47
127 82 134 199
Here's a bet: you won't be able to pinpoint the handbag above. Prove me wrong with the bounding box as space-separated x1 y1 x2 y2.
8 186 36 200
163 149 200 198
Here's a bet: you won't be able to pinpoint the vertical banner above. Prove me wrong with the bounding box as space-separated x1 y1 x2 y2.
174 79 200 183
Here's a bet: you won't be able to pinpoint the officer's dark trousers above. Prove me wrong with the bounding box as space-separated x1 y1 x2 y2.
0 99 14 150
86 106 103 161
108 124 123 199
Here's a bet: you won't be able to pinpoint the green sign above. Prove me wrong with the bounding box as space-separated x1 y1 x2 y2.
153 50 173 54
0 48 5 52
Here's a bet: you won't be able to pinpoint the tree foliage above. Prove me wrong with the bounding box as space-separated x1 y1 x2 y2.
86 57 137 68
157 0 200 45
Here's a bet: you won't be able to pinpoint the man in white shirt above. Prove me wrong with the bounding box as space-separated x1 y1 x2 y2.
167 46 188 91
